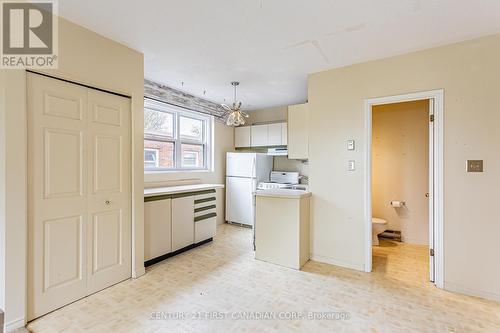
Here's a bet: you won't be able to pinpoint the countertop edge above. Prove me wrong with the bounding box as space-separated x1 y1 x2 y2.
144 184 225 197
254 191 312 199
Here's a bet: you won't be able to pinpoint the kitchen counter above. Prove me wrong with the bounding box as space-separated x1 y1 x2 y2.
255 189 311 199
144 184 224 197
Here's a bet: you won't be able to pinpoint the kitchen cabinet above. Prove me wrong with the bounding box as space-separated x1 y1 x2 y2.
288 103 309 159
234 126 251 148
172 195 195 252
250 124 268 147
267 123 282 146
255 191 311 270
144 198 172 261
281 123 288 146
235 122 287 148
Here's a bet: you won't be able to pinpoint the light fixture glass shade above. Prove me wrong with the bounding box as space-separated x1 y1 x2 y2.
222 81 249 126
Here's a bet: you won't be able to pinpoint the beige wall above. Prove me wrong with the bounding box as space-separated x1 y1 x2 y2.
0 70 6 312
372 100 429 245
144 121 234 225
308 33 500 300
0 17 144 329
247 106 288 124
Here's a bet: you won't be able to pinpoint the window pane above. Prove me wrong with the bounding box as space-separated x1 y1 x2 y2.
144 140 174 169
181 144 204 168
180 116 203 142
144 108 173 137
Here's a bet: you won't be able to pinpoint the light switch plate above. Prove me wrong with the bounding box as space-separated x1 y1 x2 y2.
347 140 355 150
348 160 355 171
466 160 483 172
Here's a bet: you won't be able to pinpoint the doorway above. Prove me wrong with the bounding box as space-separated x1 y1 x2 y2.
364 90 443 288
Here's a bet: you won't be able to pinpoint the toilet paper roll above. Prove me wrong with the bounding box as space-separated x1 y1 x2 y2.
390 201 404 208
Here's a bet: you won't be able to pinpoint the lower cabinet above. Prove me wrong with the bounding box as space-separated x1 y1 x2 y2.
172 195 195 252
144 189 217 266
144 198 172 261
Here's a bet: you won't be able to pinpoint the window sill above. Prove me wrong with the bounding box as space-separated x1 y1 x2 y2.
145 169 213 175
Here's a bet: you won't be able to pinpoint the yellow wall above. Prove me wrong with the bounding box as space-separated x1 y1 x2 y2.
1 16 144 328
308 33 500 300
372 100 429 245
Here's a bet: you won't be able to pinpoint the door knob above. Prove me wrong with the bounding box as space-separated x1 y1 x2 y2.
105 200 111 205
425 193 429 198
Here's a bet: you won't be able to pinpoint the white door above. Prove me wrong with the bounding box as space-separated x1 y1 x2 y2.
86 89 131 294
226 152 256 178
281 123 288 146
27 73 131 320
428 99 435 283
28 73 89 320
225 176 255 226
172 196 194 251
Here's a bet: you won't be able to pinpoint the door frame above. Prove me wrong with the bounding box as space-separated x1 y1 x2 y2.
363 89 444 289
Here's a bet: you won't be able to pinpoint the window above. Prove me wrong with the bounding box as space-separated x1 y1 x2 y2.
144 99 213 171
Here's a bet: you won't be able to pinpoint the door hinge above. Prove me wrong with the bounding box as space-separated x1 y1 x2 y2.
430 248 435 256
430 114 434 122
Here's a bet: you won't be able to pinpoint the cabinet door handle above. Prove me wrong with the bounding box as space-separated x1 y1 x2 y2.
105 200 112 205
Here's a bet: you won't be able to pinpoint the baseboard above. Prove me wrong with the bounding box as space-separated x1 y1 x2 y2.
310 254 364 272
445 281 500 302
5 317 25 332
132 266 146 278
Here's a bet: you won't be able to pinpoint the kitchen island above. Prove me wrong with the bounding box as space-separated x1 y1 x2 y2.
254 189 311 270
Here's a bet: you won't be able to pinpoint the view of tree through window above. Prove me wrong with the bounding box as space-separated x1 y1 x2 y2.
144 100 211 171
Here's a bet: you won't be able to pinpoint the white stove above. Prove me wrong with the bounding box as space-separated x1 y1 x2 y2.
257 171 300 190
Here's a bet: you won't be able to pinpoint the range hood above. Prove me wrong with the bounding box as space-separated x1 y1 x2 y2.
267 147 288 156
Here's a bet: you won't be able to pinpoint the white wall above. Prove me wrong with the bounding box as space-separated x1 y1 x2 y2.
372 100 429 245
0 16 144 330
308 33 500 300
144 121 234 225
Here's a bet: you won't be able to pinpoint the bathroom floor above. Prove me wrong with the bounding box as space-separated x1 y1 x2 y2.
27 224 500 333
373 238 430 284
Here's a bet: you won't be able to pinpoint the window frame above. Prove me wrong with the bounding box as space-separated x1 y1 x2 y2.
144 98 213 172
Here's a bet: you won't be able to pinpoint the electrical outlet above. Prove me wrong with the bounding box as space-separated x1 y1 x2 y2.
466 160 483 172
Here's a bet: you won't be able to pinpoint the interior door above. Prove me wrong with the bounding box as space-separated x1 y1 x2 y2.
428 99 435 282
87 89 131 294
28 73 132 320
27 74 89 319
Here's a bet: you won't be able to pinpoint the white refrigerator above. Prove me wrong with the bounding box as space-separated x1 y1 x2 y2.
225 152 273 227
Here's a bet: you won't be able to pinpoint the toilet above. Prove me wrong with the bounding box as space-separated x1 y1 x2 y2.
372 218 388 246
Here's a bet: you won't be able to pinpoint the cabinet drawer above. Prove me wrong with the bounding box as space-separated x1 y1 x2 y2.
195 217 216 243
194 204 216 217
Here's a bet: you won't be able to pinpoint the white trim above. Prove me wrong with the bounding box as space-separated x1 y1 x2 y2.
5 317 25 332
132 266 146 279
310 254 364 271
364 89 444 289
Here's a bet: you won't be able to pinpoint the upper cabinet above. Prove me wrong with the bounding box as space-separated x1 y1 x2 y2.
235 122 287 148
234 126 251 147
288 103 308 159
251 124 269 147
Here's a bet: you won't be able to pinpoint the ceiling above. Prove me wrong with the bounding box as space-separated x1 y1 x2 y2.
59 0 500 110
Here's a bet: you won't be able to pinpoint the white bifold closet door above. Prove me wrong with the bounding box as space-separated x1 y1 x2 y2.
27 73 132 320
